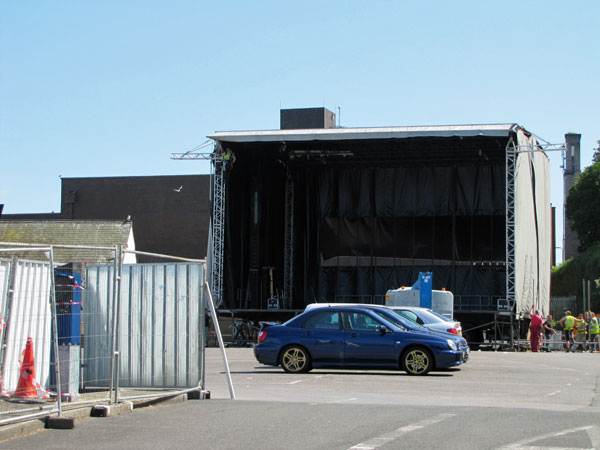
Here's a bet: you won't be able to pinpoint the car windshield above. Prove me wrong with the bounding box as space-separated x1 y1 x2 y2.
370 309 422 329
412 309 452 324
428 310 453 321
391 308 450 325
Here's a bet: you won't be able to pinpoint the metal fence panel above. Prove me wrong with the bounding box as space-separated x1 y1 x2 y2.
0 259 9 325
84 262 205 389
83 265 113 387
0 259 53 392
550 296 578 319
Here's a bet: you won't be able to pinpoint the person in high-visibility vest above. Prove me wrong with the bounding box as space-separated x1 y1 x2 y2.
560 311 576 352
589 312 599 352
221 148 236 170
572 314 587 352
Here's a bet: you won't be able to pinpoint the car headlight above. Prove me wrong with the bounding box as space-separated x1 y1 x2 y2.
447 339 457 351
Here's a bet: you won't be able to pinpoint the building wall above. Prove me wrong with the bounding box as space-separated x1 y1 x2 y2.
60 175 210 261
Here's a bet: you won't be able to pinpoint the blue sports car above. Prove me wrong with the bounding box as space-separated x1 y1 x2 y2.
307 304 469 363
254 305 466 376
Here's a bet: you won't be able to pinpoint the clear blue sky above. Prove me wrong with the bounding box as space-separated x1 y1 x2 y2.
1 1 598 261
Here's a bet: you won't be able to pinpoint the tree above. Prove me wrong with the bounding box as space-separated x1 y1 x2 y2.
594 140 600 164
566 161 600 251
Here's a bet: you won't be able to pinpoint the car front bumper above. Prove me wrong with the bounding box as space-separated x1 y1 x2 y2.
435 349 465 368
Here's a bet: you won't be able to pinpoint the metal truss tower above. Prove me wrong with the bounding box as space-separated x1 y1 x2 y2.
282 172 294 309
504 137 517 315
210 143 225 307
172 142 225 307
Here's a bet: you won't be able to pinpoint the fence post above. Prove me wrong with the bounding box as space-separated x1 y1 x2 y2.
583 279 586 314
204 281 235 400
200 266 206 391
49 246 63 416
109 247 118 402
114 245 123 404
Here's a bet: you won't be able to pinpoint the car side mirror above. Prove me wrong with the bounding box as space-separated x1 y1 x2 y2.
378 325 388 335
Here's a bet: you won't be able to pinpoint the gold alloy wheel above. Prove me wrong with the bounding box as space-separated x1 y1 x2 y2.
404 348 432 375
281 346 309 373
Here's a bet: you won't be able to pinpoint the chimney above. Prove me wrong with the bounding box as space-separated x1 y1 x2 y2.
280 107 336 130
563 132 581 261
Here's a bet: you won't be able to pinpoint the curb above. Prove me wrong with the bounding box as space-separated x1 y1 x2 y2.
0 392 196 443
129 393 187 410
0 418 47 443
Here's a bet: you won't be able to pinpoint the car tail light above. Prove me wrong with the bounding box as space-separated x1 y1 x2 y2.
446 328 458 335
258 330 267 343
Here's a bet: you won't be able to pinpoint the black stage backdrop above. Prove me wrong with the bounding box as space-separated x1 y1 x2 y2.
222 138 507 310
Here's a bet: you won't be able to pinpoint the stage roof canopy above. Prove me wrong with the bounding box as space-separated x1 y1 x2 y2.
209 124 523 144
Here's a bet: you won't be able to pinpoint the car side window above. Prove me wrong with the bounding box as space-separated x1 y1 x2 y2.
303 311 341 330
345 312 381 332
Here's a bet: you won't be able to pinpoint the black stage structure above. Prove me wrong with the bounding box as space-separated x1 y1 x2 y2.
205 111 551 345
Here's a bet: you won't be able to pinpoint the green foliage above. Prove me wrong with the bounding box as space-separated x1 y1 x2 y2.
566 161 600 251
552 243 600 311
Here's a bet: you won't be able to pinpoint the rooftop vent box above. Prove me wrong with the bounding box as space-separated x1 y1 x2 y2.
280 107 336 130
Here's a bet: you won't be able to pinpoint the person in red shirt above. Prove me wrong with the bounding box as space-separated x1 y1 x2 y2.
529 305 543 352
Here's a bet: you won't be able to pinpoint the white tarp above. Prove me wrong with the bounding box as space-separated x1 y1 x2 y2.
514 130 551 317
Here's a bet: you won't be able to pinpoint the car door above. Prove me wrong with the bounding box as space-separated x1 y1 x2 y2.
299 310 344 364
342 311 398 366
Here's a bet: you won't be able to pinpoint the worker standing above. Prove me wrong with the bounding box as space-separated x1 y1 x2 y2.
572 314 587 352
222 148 236 170
529 306 543 352
542 315 556 352
560 311 576 352
588 312 599 352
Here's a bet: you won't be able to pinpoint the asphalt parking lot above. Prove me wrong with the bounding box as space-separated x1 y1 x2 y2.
1 348 600 449
205 347 600 411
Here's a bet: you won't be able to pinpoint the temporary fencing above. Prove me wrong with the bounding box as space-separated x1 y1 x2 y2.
550 296 578 319
0 247 61 424
0 243 233 426
84 257 205 390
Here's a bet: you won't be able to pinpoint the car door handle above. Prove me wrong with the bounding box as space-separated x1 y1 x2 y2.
305 331 313 336
349 333 358 338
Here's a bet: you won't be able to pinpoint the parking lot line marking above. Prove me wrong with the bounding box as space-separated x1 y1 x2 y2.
328 397 357 404
347 413 455 450
288 380 303 385
501 445 594 450
545 390 561 396
494 425 594 450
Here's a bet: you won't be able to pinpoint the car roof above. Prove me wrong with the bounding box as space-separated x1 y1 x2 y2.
388 306 430 312
305 303 388 310
390 306 456 323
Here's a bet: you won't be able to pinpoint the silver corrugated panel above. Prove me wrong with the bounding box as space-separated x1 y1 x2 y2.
0 259 53 391
84 262 205 388
83 265 114 387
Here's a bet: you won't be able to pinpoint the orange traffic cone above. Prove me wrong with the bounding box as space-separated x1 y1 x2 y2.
11 337 44 403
